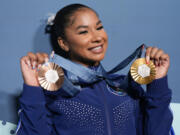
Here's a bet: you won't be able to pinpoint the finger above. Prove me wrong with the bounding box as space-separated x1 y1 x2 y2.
37 64 42 71
159 59 163 66
150 47 159 59
27 52 37 61
160 53 169 61
154 49 164 60
154 59 159 66
159 54 169 67
36 53 46 65
42 53 49 63
154 49 164 66
161 54 170 65
27 52 38 69
145 47 153 64
20 56 31 68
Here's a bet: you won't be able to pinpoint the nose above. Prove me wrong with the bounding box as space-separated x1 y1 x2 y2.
91 31 103 43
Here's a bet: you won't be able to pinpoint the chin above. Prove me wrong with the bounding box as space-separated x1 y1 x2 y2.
91 55 105 63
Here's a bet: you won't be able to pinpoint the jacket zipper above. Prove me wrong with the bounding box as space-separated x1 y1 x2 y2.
99 84 112 135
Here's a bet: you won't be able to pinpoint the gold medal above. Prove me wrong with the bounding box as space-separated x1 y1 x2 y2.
130 58 156 84
38 62 64 91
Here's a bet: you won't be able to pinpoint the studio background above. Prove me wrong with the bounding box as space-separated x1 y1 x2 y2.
0 0 180 134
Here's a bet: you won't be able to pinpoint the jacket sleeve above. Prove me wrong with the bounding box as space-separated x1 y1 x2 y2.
16 84 54 135
128 75 173 135
143 76 173 135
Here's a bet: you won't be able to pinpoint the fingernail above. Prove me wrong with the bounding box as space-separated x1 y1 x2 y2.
50 51 55 58
38 64 41 69
32 61 36 69
36 64 41 71
27 60 31 67
146 56 150 64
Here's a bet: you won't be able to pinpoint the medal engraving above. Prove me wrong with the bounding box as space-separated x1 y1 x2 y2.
45 69 59 83
38 62 64 91
138 64 150 78
130 58 156 84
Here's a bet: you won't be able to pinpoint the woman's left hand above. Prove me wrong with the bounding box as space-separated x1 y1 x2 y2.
145 46 170 79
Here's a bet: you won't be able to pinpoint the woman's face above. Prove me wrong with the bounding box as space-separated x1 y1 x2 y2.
59 8 108 67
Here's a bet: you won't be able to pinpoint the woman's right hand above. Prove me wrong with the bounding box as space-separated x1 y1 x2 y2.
20 52 49 86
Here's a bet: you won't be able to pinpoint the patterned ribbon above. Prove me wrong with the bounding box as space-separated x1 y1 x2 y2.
49 44 145 97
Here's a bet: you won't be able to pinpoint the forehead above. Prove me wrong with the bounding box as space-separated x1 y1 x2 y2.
69 8 100 27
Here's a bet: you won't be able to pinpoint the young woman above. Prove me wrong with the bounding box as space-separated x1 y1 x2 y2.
17 3 172 135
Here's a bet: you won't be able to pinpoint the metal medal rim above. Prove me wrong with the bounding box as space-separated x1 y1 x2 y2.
38 62 64 91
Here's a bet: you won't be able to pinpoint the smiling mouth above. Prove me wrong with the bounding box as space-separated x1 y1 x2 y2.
88 45 103 54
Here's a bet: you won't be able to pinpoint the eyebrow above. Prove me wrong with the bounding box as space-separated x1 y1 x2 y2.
76 20 102 30
96 20 102 25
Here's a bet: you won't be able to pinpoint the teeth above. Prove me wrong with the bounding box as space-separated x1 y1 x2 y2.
91 46 101 50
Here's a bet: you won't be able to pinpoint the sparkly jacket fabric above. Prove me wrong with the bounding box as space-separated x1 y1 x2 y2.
16 67 173 135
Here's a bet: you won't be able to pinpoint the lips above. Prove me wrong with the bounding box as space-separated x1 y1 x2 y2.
88 45 103 54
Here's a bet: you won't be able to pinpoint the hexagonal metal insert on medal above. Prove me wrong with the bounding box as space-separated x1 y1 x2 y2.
138 64 150 78
45 69 59 83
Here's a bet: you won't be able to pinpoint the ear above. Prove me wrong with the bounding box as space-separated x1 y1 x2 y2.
57 37 69 52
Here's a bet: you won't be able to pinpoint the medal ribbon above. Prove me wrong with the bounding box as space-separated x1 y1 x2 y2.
49 44 145 97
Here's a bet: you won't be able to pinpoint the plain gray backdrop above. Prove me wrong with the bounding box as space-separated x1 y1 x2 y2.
0 0 180 124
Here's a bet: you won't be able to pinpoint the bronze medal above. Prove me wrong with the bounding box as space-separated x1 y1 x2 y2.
130 58 156 84
38 62 64 91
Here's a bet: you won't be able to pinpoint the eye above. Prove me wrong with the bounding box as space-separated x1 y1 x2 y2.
78 30 88 34
97 26 104 30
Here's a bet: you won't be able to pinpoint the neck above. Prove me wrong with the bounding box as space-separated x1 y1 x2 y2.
69 58 99 67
